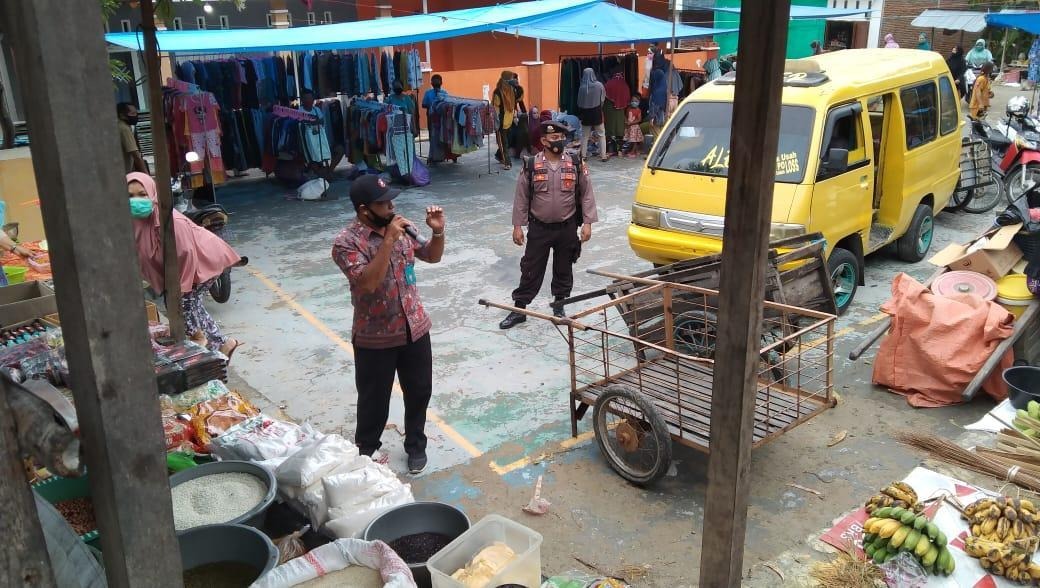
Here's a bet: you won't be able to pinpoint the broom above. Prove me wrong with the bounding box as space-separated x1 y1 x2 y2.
894 430 1040 494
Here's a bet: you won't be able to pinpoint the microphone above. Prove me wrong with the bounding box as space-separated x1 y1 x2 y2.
404 224 428 246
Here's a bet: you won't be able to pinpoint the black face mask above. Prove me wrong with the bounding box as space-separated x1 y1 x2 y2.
547 139 566 154
125 115 139 126
366 208 394 228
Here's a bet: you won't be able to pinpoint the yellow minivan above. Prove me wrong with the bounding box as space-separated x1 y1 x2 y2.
629 49 963 313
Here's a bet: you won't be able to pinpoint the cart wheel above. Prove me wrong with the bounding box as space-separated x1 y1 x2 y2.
674 310 717 358
593 385 672 486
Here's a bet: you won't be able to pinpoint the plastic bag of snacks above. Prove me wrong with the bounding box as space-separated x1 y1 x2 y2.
273 526 309 565
189 390 259 449
163 415 203 454
160 380 231 414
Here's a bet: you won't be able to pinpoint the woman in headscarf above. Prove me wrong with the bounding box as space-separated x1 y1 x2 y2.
947 45 968 97
492 70 517 169
883 33 899 49
916 33 931 51
127 172 243 358
603 69 631 158
649 52 669 133
970 61 995 120
811 41 823 56
577 67 607 162
967 39 994 69
528 108 553 153
705 56 722 82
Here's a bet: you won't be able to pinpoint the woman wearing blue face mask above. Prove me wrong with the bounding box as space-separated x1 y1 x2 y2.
127 172 243 359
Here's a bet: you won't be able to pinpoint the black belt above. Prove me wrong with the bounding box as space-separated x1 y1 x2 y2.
529 215 578 229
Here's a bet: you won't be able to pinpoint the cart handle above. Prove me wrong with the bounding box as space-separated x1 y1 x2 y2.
477 299 589 330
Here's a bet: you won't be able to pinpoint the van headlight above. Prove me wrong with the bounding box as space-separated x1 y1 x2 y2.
632 204 663 228
769 223 806 240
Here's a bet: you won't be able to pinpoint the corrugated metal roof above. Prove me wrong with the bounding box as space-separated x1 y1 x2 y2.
912 9 988 33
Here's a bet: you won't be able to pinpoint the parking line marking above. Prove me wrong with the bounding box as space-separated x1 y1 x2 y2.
246 267 484 459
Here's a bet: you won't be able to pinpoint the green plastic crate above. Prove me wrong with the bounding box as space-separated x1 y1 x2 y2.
32 474 100 548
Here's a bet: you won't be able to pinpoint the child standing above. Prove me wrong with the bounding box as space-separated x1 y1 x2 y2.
624 99 645 158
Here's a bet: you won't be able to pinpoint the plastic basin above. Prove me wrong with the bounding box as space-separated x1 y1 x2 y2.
1004 366 1040 409
4 266 27 284
364 501 470 588
178 523 277 585
428 514 543 588
169 460 276 532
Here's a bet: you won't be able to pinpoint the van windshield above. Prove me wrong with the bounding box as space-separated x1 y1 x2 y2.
649 102 815 184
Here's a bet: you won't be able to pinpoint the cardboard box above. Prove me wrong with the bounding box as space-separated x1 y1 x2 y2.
45 300 160 326
0 281 56 328
929 224 1024 281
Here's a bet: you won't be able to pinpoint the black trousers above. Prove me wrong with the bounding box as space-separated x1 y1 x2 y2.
512 217 580 307
354 333 432 456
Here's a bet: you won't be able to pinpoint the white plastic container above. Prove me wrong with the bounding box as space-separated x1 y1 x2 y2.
427 514 542 588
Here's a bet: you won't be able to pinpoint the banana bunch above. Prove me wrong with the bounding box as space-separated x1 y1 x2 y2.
862 506 954 575
963 496 1039 545
864 481 923 514
1013 401 1040 438
965 537 1040 584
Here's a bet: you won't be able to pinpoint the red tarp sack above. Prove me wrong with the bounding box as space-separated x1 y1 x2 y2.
873 273 1014 407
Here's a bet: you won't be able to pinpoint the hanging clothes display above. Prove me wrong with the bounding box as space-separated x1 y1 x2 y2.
346 99 415 178
426 96 498 163
558 52 639 114
163 83 226 186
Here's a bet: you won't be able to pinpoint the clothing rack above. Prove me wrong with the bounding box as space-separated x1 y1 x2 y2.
557 51 640 114
272 104 316 121
429 95 495 176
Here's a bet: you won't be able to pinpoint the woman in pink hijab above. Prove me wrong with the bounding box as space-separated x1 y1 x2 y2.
883 33 900 49
126 172 242 358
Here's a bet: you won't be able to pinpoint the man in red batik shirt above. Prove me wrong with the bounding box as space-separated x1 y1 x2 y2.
332 174 445 474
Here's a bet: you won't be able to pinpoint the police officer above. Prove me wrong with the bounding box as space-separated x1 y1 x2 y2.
499 120 598 329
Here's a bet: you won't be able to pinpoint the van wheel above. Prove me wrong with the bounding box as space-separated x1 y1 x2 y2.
897 204 934 263
827 247 859 315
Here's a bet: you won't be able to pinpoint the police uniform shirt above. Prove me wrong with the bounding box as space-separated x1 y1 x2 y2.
511 152 598 226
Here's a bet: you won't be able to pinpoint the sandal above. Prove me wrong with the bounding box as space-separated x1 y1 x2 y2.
220 338 241 362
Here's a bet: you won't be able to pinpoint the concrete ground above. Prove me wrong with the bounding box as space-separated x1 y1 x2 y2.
211 84 1029 586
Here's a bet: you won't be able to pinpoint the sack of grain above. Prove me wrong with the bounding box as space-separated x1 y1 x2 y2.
211 415 323 462
251 538 416 588
322 462 399 509
276 435 359 489
324 485 414 539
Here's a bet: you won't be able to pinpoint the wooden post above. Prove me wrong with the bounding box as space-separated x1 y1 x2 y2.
699 1 792 586
0 1 182 586
0 382 56 587
141 0 186 341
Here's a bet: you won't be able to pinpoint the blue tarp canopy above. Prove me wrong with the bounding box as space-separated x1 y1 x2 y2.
986 12 1040 36
709 5 876 19
105 0 598 53
513 2 734 43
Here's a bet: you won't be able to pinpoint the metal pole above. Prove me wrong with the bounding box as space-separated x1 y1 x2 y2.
141 0 185 341
423 0 432 69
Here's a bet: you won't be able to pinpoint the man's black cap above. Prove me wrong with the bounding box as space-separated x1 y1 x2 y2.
350 174 400 208
540 119 571 135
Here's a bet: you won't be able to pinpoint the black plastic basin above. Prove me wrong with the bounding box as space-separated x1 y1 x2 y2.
1004 366 1040 409
364 501 470 588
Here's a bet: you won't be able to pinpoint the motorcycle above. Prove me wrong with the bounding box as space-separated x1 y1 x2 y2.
172 152 244 303
977 99 1040 204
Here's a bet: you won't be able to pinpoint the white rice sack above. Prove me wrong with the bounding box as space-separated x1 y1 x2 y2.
322 462 399 509
211 415 323 462
276 434 359 489
252 538 416 588
324 485 414 539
